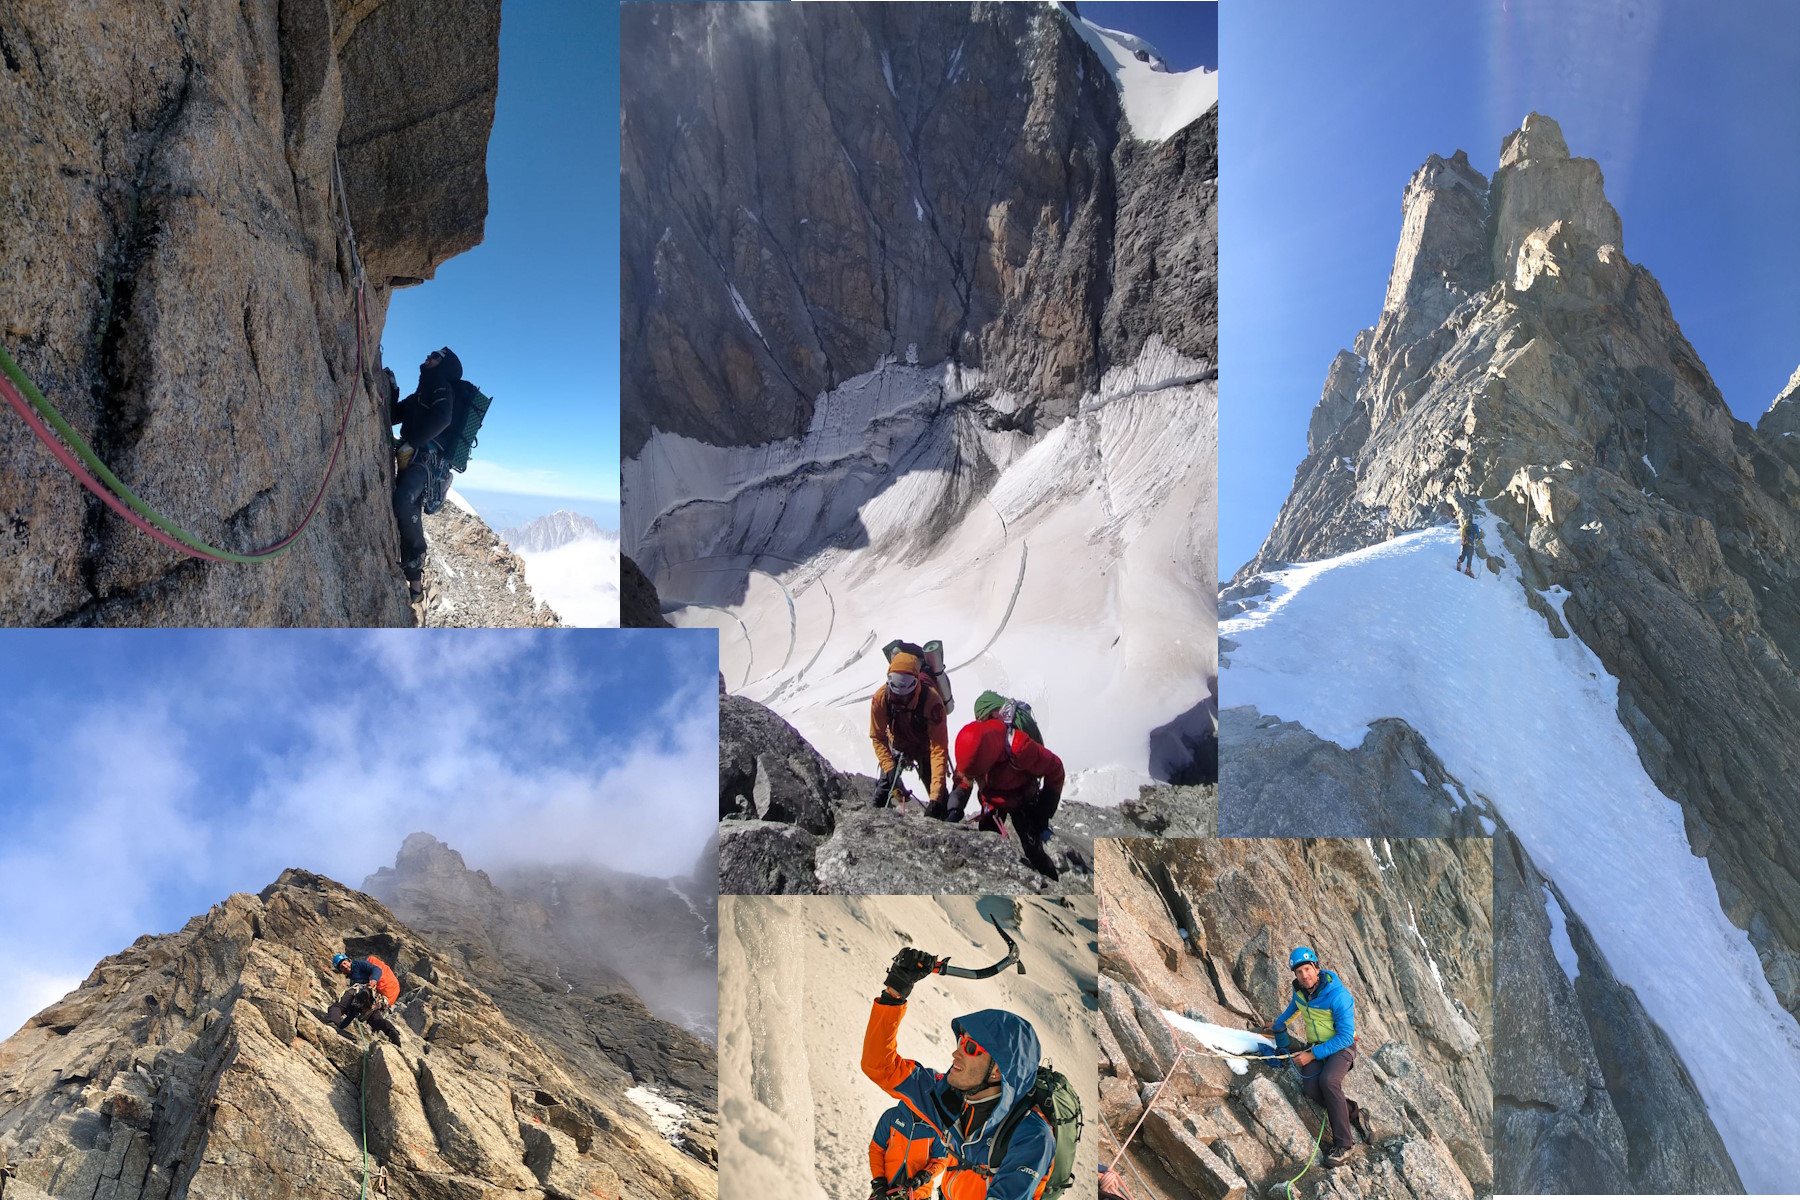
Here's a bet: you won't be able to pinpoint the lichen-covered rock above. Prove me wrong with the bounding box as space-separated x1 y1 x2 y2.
0 0 500 626
0 864 713 1200
416 501 561 628
1098 838 1493 1199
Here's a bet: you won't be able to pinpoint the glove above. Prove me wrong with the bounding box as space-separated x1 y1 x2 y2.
396 442 417 471
947 782 973 820
1037 780 1063 821
882 947 939 1001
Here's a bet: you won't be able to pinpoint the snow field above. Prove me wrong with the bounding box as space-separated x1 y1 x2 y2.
1222 519 1800 1192
1053 2 1217 142
1160 1012 1277 1075
718 895 1098 1200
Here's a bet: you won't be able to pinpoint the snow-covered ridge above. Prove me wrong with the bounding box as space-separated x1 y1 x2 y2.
1053 1 1217 143
1221 517 1800 1192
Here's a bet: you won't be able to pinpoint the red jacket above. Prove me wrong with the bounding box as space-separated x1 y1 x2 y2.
953 720 1064 809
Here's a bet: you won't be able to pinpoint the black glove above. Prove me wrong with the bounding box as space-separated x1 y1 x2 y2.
948 782 973 818
881 947 939 1002
1037 780 1062 821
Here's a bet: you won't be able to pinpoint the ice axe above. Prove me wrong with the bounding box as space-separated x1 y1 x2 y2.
932 913 1025 979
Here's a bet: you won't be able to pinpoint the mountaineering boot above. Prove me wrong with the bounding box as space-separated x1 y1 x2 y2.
1322 1145 1353 1169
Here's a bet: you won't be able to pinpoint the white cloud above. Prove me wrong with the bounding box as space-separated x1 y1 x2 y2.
457 458 619 502
0 967 84 1043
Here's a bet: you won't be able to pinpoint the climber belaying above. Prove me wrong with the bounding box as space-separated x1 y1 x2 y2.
862 948 1074 1199
389 347 463 600
1262 947 1363 1169
869 1100 950 1199
951 692 1063 881
870 643 951 813
326 952 403 1046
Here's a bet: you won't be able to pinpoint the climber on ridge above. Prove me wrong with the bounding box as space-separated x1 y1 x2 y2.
862 949 1060 1199
389 346 463 601
326 952 404 1046
1449 499 1481 577
870 642 950 813
950 691 1064 881
868 1099 949 1199
1262 946 1363 1168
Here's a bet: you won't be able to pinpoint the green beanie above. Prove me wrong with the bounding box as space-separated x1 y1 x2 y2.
973 690 1007 721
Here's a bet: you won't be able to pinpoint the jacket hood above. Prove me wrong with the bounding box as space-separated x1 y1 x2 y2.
950 1009 1039 1139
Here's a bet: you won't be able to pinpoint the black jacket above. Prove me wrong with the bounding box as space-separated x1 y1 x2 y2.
390 348 461 450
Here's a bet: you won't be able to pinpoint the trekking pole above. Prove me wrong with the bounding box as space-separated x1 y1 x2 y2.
933 913 1025 979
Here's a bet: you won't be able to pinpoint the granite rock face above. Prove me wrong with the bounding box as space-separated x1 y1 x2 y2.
415 501 562 628
0 0 498 626
0 864 714 1200
1098 838 1493 1200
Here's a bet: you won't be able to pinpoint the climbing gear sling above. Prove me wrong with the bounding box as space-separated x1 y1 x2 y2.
0 152 373 564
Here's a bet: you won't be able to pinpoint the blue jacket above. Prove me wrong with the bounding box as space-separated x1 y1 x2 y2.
1275 968 1356 1059
863 1002 1057 1199
347 959 386 988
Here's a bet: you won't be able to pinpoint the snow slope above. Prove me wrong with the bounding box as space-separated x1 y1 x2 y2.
1221 518 1800 1192
1160 1012 1276 1074
629 339 1216 804
1055 2 1217 142
719 895 1098 1200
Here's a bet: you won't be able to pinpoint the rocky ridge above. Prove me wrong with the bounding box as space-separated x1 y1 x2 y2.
0 0 499 625
1097 838 1493 1200
1226 114 1800 1161
415 500 561 628
717 682 1215 897
0 864 715 1200
501 512 607 555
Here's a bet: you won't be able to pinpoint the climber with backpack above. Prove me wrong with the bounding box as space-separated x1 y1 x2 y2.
868 1101 950 1200
951 692 1064 880
326 952 404 1046
869 642 951 813
387 345 496 601
863 946 1080 1200
1450 499 1481 577
1261 947 1363 1168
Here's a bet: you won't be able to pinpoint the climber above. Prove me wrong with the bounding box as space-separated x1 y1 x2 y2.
870 647 950 814
1452 501 1480 577
389 346 462 600
950 693 1064 881
326 952 403 1046
862 949 1058 1199
869 1100 950 1199
1262 947 1362 1168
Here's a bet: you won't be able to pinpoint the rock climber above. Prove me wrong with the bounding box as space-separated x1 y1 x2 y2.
862 949 1057 1199
1453 501 1480 577
1262 946 1363 1168
950 693 1064 881
869 1100 950 1199
326 952 403 1046
389 346 462 601
870 649 950 814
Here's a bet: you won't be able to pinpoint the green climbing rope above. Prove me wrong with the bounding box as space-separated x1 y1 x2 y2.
356 1023 372 1200
1273 1114 1329 1198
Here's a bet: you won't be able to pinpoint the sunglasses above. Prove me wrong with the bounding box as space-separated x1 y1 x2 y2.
956 1031 988 1059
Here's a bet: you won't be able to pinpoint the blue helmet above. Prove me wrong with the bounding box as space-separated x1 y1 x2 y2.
1290 946 1319 969
332 954 350 968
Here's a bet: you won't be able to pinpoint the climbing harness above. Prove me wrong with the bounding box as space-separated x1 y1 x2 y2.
0 152 373 563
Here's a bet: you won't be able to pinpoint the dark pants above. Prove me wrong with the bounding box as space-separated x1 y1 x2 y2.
874 758 933 808
393 460 431 582
977 789 1059 880
1299 1048 1358 1150
1457 538 1476 571
327 988 402 1044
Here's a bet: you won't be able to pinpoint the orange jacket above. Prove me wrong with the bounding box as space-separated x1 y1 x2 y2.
870 1103 949 1198
861 1000 1054 1200
870 682 950 799
952 720 1064 809
364 955 401 1004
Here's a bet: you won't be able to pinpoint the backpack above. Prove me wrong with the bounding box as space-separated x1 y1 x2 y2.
983 1065 1080 1200
435 379 494 473
997 697 1043 749
883 639 954 719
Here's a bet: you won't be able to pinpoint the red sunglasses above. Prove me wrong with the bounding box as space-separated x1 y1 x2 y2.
957 1031 988 1059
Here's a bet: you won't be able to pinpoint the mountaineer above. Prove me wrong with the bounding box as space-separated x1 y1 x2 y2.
1263 946 1364 1168
389 347 463 600
326 952 404 1046
1453 502 1480 577
868 1101 950 1199
862 949 1076 1199
951 692 1064 880
870 642 951 813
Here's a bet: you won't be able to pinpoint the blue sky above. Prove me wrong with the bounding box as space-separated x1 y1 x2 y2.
0 629 716 1039
383 1 618 521
1081 2 1217 71
1221 0 1800 575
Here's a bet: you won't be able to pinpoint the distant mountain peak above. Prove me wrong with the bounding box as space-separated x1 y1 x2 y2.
502 509 609 553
